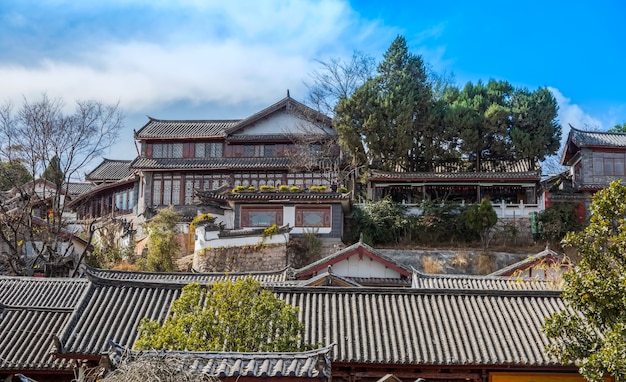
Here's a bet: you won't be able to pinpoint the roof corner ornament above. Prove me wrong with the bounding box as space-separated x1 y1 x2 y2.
287 89 290 98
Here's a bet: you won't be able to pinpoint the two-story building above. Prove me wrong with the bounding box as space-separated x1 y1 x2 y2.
559 127 626 218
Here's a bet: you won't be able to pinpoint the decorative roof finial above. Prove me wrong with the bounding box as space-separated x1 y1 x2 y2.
287 89 290 98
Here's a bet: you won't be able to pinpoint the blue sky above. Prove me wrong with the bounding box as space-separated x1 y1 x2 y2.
1 0 624 174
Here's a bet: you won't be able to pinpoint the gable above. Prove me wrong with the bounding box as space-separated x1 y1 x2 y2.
297 242 411 279
231 110 334 138
329 253 403 279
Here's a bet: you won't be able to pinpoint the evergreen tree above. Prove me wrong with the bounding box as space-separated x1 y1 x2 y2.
42 155 64 186
335 35 447 172
446 80 513 170
509 87 561 161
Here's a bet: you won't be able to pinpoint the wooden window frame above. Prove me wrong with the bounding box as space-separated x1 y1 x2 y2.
240 206 283 228
295 206 331 228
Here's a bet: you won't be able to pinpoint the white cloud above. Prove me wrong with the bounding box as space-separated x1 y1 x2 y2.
548 86 602 140
0 0 377 113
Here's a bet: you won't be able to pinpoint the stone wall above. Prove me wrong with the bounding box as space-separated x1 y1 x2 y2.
193 243 288 272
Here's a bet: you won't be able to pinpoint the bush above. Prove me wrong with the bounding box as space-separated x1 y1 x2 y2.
538 202 582 242
278 185 290 192
345 197 408 245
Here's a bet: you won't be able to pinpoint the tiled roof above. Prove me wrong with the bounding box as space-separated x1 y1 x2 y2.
369 170 540 181
56 276 567 368
85 159 135 182
85 266 293 285
129 157 292 170
279 287 565 367
411 270 556 291
0 277 89 372
112 346 332 379
369 159 540 182
64 182 95 196
568 127 626 147
488 248 566 277
134 118 238 139
67 177 136 207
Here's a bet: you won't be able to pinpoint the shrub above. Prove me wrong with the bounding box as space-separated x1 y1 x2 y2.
309 185 320 192
278 185 290 192
289 185 300 192
259 185 275 191
232 185 246 193
538 202 582 242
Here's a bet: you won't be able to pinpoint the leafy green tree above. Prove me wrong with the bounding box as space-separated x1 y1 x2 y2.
608 122 626 133
42 155 64 186
0 160 32 191
544 181 626 382
140 206 181 272
335 35 448 172
465 198 498 250
446 80 513 169
509 87 561 161
135 278 309 352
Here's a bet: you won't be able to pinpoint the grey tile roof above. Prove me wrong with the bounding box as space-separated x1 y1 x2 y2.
86 159 135 182
411 270 556 291
129 157 292 170
0 277 89 372
56 275 567 368
135 118 238 139
569 127 626 147
369 159 540 181
488 248 565 277
85 266 293 285
64 182 95 196
113 346 332 379
369 170 540 181
279 287 565 367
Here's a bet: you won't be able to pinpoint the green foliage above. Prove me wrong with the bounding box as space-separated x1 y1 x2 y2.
509 87 562 161
608 122 626 133
415 201 477 245
135 278 310 352
42 155 64 186
335 35 448 172
334 36 560 173
346 197 409 245
538 202 582 242
139 206 181 272
465 198 498 250
0 160 32 191
544 181 626 381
